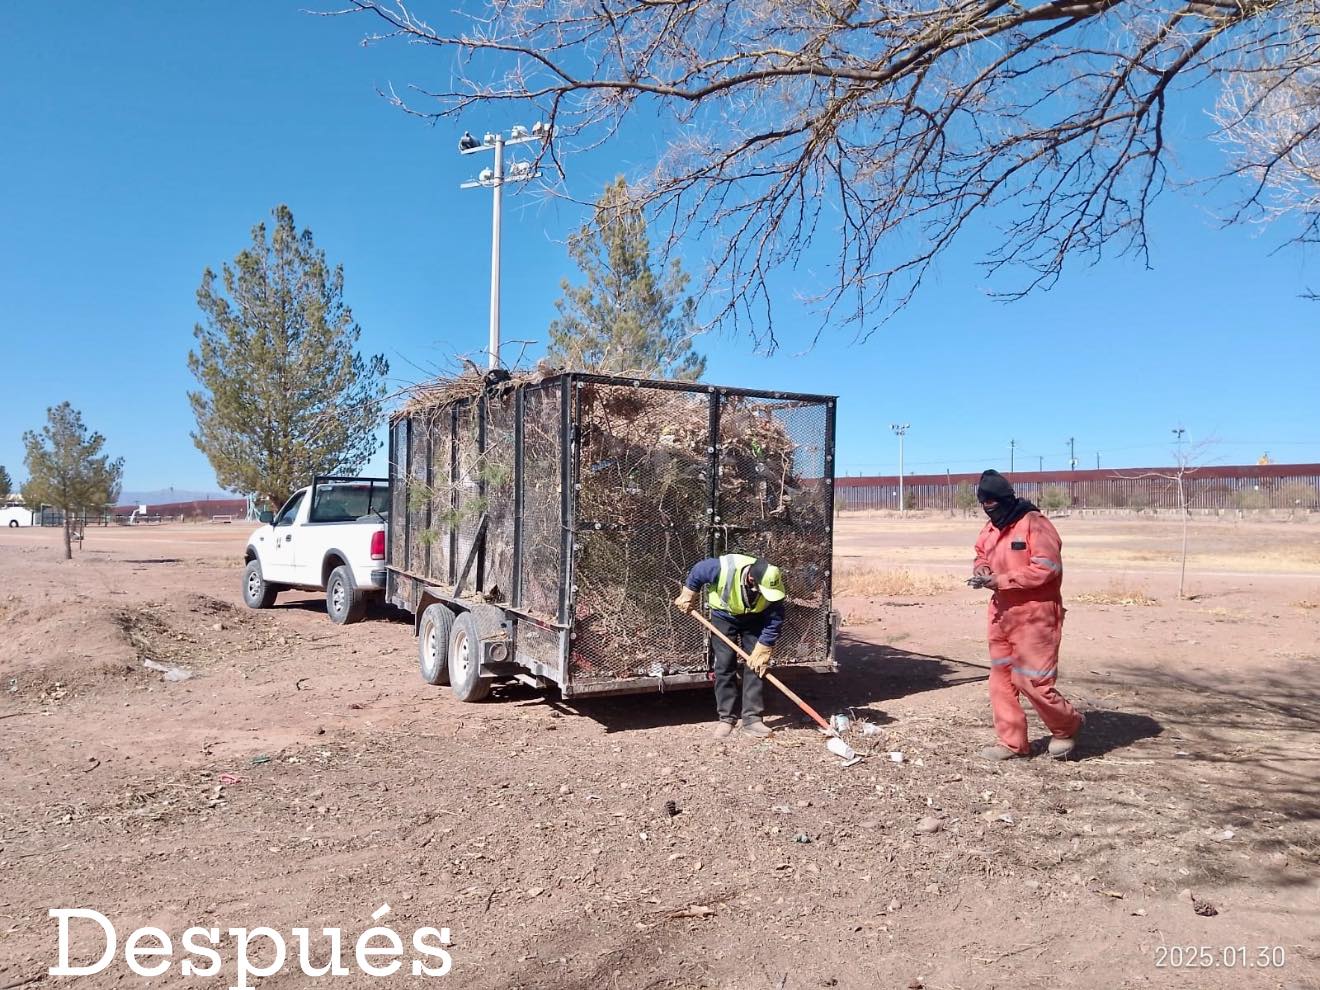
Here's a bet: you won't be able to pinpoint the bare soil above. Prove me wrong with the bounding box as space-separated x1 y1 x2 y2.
1 515 1318 989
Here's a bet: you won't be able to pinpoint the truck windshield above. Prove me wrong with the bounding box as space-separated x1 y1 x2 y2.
309 481 390 523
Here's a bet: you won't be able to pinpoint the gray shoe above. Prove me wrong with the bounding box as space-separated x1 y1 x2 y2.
980 744 1025 761
1048 715 1085 759
711 721 735 739
741 719 772 739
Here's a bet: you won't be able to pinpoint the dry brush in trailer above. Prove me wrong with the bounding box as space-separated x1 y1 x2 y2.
386 370 838 701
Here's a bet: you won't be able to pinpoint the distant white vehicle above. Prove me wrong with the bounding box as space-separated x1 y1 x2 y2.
242 476 389 624
1 506 33 528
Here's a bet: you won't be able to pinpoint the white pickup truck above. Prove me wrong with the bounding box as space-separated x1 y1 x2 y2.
242 476 389 624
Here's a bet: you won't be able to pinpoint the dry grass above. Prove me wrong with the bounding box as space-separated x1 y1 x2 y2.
1072 581 1159 607
834 566 957 598
1294 599 1320 610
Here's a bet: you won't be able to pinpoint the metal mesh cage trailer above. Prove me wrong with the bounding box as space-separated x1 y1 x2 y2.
386 372 838 699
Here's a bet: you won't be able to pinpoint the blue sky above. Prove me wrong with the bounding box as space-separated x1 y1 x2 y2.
1 2 1317 496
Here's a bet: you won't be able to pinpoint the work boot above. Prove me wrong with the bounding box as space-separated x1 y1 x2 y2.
741 719 772 740
979 744 1025 761
1048 715 1085 760
711 721 735 740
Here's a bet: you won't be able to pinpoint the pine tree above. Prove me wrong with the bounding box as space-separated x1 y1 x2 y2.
22 403 124 559
0 465 11 501
188 205 388 508
547 178 705 380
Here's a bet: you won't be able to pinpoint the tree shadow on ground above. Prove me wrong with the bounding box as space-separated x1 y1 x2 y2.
556 632 985 733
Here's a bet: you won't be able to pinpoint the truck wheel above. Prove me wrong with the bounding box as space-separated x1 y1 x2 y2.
7 520 17 528
243 559 279 609
326 565 367 625
418 603 454 685
448 611 492 702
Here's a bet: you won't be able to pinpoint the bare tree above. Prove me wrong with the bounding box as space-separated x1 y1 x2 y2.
336 1 1320 348
1119 436 1213 599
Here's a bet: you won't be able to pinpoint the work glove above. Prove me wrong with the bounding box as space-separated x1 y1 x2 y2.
966 571 996 590
746 642 773 677
673 587 699 613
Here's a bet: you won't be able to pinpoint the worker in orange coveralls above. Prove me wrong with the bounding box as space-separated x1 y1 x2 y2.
969 470 1084 761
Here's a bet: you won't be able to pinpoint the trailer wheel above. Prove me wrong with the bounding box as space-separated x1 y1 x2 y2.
326 565 367 625
7 520 17 528
418 603 454 686
448 611 492 702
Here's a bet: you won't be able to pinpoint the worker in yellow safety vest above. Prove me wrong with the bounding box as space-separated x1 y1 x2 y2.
674 553 787 739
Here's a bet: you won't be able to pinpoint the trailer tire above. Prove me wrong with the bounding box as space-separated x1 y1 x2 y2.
448 611 492 702
243 559 280 609
418 603 454 686
7 520 17 528
326 565 367 625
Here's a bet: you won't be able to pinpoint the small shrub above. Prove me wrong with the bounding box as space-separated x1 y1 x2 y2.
1072 582 1158 606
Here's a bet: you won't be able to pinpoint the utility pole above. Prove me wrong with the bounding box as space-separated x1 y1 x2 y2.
890 423 910 515
1068 437 1076 471
1038 455 1043 472
1096 452 1100 470
459 123 552 369
1009 438 1016 473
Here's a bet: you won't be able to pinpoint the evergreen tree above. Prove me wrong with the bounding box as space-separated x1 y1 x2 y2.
0 465 11 501
547 178 705 380
188 205 388 508
22 403 124 559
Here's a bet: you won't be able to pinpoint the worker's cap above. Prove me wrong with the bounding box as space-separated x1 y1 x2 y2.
747 559 787 603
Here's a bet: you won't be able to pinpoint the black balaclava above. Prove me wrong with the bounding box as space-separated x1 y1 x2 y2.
976 470 1037 530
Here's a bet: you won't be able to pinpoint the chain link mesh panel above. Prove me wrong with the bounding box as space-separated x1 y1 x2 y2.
482 393 517 601
519 383 563 618
515 620 563 676
423 407 452 583
389 419 408 567
570 382 712 680
453 401 483 585
406 412 432 577
715 395 833 664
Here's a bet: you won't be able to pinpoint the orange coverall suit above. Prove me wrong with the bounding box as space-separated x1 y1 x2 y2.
974 511 1083 754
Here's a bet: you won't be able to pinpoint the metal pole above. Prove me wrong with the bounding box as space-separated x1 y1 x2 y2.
1010 438 1016 473
890 423 909 514
488 133 504 370
898 432 904 514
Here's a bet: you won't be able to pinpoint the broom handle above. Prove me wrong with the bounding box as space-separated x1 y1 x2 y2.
683 608 833 733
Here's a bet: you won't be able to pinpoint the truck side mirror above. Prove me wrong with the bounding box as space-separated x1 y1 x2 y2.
258 510 274 524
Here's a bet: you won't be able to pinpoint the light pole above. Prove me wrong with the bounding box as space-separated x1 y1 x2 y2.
459 123 551 369
1009 438 1016 473
890 423 910 514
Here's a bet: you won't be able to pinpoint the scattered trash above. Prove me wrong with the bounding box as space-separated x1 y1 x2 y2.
889 751 905 763
1214 829 1235 842
142 658 192 682
915 817 943 835
250 754 271 766
793 833 812 844
663 800 679 817
526 887 544 898
218 773 241 785
1131 908 1147 917
830 714 851 733
861 723 884 736
559 784 573 795
1102 890 1124 899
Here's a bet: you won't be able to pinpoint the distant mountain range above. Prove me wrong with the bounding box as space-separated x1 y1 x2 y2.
118 489 239 507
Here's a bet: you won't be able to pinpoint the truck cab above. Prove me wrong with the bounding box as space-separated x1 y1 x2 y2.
242 476 389 624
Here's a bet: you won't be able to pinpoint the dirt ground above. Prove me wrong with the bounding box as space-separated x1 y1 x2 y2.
1 514 1317 989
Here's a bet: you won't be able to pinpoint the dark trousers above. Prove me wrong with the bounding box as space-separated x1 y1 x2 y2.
711 612 767 724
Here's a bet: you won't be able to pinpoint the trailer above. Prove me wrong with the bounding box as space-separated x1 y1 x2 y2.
386 371 837 701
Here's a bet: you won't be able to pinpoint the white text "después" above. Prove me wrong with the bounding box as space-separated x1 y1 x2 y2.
48 907 453 988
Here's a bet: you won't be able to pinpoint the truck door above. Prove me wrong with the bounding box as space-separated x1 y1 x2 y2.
266 491 306 583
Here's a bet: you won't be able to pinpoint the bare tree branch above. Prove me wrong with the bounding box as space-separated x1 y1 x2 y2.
327 0 1319 349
